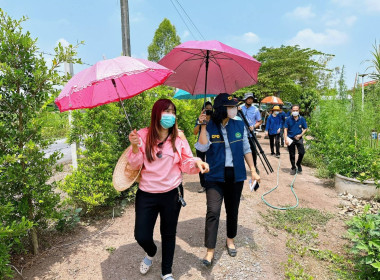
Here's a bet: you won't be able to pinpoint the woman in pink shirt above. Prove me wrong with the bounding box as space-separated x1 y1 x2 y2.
127 99 209 280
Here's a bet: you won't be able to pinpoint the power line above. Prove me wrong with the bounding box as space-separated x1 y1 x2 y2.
174 0 206 41
168 0 199 41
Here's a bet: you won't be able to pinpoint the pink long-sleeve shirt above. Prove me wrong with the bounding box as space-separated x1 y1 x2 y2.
126 128 201 193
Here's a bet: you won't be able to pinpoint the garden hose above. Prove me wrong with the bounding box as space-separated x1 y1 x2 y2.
261 157 299 210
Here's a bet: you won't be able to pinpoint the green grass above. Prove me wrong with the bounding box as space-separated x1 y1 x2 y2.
260 208 333 241
283 255 314 280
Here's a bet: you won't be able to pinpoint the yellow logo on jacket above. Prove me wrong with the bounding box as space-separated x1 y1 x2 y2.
211 135 220 139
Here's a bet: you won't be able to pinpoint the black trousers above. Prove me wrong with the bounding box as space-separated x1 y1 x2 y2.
280 128 284 146
269 133 280 155
196 149 206 188
205 167 244 249
288 138 305 169
134 185 183 275
248 136 258 167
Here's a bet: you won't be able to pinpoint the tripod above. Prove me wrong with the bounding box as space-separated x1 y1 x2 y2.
237 110 274 174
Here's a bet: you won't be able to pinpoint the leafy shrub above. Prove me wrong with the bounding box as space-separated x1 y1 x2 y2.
346 204 380 278
39 110 69 140
308 84 380 184
0 203 33 279
0 9 81 255
55 207 82 232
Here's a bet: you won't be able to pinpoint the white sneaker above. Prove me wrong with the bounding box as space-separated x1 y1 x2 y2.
161 274 175 280
139 255 153 275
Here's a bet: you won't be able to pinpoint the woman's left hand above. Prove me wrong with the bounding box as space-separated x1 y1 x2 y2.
251 170 260 183
196 160 209 174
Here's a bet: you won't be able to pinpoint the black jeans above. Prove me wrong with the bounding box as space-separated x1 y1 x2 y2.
196 149 206 188
248 136 257 167
204 167 244 249
269 133 280 155
288 138 305 169
134 185 183 275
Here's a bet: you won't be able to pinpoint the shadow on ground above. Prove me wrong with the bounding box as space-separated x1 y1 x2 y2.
100 217 255 280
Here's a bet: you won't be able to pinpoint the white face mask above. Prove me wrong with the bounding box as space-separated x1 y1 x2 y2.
292 111 299 117
273 111 279 115
227 107 238 119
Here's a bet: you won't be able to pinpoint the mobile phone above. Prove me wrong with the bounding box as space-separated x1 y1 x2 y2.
249 179 259 192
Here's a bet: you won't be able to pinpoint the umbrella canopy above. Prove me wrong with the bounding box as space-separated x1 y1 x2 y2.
173 89 217 100
261 96 284 105
158 40 261 95
55 56 173 112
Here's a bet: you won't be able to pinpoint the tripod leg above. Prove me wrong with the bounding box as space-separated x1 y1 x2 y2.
248 136 269 174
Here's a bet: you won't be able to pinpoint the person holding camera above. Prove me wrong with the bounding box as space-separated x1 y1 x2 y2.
127 99 209 280
195 93 260 267
194 101 213 193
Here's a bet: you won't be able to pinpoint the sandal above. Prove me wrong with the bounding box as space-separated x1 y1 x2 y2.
139 255 153 275
161 273 175 280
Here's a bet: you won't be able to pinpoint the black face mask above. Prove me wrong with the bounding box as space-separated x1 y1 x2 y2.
205 109 213 115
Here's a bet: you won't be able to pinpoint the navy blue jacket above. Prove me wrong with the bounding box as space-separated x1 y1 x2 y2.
205 119 247 183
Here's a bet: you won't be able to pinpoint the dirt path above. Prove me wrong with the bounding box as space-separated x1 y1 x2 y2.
19 133 346 280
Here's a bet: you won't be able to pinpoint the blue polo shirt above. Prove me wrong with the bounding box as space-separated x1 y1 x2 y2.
240 104 261 127
284 116 307 138
277 111 286 127
266 114 283 135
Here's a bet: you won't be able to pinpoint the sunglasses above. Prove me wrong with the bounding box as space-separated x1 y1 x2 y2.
156 142 164 158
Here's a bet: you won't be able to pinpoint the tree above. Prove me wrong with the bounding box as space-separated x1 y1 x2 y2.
0 9 81 256
148 18 181 62
235 45 333 114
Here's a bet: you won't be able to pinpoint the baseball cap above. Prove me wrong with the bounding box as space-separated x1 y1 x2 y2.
213 93 239 108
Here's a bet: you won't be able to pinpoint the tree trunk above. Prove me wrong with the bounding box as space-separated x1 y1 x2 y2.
28 197 39 255
30 227 39 255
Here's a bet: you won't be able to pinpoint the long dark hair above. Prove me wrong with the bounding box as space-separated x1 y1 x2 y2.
145 99 178 162
211 106 227 124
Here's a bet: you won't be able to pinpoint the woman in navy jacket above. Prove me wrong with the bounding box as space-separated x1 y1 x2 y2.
195 93 260 266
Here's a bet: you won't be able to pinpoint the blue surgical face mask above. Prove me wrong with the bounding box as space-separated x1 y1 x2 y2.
160 113 176 129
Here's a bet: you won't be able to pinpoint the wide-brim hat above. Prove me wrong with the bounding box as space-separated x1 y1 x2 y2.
113 146 142 191
213 93 239 108
272 105 281 111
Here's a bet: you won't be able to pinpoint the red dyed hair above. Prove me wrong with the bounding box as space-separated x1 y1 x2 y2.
145 99 178 162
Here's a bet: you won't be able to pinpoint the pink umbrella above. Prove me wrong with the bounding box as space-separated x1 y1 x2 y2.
158 40 261 96
55 56 173 128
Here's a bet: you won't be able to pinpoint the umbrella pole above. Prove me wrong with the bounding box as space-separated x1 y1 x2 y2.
203 50 210 107
112 79 133 130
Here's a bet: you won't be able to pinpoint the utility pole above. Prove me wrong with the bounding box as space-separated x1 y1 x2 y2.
64 61 78 169
120 0 131 56
358 73 368 111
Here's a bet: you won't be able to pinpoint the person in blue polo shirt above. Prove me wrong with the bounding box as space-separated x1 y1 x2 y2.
240 92 262 171
265 105 283 157
277 106 288 147
195 93 260 267
284 105 308 175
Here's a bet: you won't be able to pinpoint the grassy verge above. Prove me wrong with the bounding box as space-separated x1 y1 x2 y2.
260 208 357 279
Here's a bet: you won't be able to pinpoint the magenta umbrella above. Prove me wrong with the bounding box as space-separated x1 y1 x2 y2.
55 56 173 128
158 40 261 97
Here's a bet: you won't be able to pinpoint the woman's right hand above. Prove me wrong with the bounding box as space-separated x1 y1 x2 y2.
198 110 207 124
129 129 140 152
